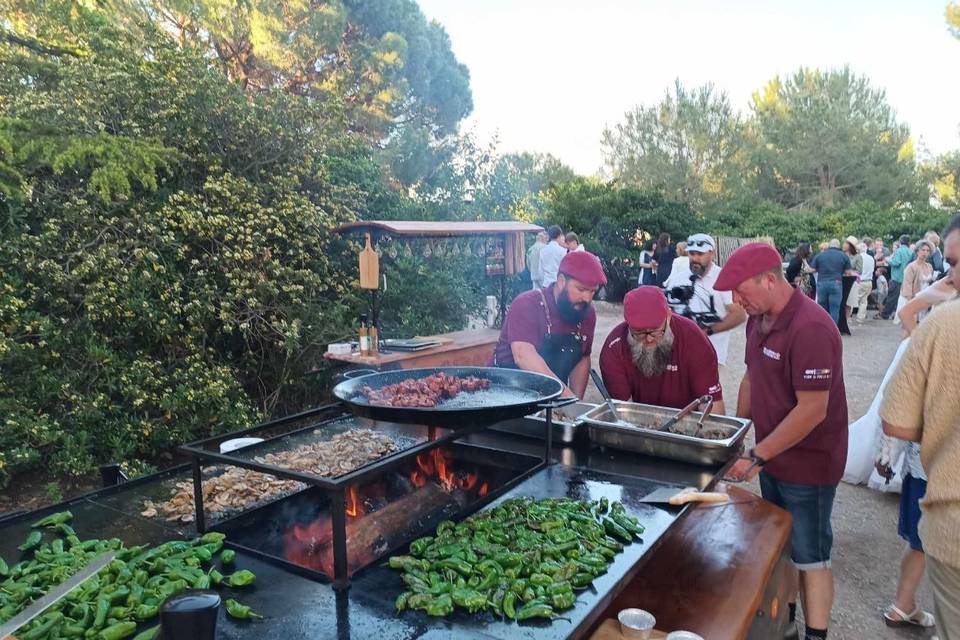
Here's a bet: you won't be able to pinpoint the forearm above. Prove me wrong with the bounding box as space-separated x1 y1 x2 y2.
753 401 826 461
512 344 559 380
882 420 921 443
736 374 751 419
710 307 746 334
568 356 590 399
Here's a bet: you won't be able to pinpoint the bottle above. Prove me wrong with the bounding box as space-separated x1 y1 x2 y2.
358 314 370 356
369 322 379 355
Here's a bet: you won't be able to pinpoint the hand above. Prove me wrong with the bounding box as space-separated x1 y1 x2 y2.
724 456 762 483
875 461 894 483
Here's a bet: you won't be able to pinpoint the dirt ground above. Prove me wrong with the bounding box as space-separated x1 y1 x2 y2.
586 302 934 640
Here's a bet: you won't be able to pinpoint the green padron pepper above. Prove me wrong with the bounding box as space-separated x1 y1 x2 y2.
30 510 73 528
17 531 42 551
0 556 8 577
227 569 257 587
97 621 137 640
200 532 226 545
132 625 159 640
20 612 64 640
424 594 453 617
516 601 554 621
220 549 236 564
395 591 411 612
503 591 518 619
225 598 263 620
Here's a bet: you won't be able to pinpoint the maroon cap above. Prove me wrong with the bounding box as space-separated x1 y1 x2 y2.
623 286 670 331
714 242 782 291
558 251 607 288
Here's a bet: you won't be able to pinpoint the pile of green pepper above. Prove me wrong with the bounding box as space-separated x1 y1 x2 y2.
0 511 262 639
390 496 644 622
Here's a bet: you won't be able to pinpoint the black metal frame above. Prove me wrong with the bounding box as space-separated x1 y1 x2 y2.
179 398 576 589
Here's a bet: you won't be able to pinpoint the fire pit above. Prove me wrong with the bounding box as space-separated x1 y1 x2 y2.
211 443 539 583
180 401 566 588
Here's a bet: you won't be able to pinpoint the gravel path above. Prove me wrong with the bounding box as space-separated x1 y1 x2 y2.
586 302 935 640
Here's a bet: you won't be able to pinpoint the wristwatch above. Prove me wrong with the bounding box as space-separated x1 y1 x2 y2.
748 447 767 467
705 326 715 336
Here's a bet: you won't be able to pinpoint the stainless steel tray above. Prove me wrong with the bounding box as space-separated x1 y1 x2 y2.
489 402 597 444
581 401 751 466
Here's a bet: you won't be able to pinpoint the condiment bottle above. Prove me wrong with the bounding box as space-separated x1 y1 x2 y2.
369 322 379 355
358 314 371 356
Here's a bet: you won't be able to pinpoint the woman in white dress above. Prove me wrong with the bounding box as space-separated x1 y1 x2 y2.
842 273 955 630
842 275 956 488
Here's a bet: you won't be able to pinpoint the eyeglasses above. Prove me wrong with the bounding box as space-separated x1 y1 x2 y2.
686 239 713 250
630 326 667 340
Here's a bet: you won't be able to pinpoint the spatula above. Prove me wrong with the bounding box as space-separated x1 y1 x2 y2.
639 486 730 506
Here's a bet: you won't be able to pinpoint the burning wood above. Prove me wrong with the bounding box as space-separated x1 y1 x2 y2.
283 482 465 577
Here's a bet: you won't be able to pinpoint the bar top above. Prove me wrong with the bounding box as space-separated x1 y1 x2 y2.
325 328 500 367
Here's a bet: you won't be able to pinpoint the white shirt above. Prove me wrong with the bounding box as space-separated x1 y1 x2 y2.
860 252 875 281
539 241 567 287
664 263 733 365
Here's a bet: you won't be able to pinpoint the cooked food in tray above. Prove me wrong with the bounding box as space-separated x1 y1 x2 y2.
143 428 398 522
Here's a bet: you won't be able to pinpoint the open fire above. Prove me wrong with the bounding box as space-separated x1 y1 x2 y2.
282 446 492 578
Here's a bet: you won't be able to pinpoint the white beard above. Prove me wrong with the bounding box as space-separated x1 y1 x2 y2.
627 325 674 377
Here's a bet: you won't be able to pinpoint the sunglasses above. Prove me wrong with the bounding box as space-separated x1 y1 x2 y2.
686 239 713 250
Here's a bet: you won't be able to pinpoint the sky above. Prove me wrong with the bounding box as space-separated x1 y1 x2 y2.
417 0 960 176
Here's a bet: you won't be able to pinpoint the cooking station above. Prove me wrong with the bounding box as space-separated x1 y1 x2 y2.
0 369 792 640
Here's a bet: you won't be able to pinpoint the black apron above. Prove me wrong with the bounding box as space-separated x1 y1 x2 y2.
535 289 584 383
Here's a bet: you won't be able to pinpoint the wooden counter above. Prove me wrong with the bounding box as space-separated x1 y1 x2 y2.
590 485 793 640
324 328 500 371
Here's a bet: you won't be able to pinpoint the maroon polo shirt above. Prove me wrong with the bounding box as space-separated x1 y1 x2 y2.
598 315 723 409
745 287 848 485
491 287 596 368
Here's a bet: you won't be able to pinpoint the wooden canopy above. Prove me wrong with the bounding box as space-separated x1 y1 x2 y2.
334 220 543 238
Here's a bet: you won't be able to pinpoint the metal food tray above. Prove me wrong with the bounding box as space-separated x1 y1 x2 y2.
582 400 751 466
490 402 597 444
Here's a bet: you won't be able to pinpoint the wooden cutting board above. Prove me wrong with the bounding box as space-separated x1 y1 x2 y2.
590 619 668 640
359 232 379 289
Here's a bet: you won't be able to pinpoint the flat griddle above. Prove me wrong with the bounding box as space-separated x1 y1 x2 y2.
332 366 564 426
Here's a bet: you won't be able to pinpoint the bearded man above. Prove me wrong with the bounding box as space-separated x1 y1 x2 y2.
598 286 723 412
492 251 606 398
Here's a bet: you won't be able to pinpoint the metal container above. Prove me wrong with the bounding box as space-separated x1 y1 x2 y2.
489 402 596 444
582 400 751 466
618 608 656 639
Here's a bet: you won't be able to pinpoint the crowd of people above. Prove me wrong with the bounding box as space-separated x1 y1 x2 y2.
785 231 948 335
504 218 960 640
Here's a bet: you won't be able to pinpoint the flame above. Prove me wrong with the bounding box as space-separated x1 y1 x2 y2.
409 469 427 488
457 472 478 491
284 517 334 576
416 452 436 476
478 482 489 497
345 485 363 518
432 448 455 492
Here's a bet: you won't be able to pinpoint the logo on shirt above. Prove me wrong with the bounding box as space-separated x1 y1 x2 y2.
762 347 781 360
803 368 832 380
708 383 721 394
666 364 679 372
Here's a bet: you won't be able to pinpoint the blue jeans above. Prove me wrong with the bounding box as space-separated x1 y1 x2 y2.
817 279 842 324
760 472 837 570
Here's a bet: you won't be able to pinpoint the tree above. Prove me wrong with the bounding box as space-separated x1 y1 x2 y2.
105 0 472 138
922 151 960 208
948 1 960 39
601 80 747 209
749 67 918 209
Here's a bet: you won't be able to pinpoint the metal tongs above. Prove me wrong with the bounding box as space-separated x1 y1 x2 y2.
657 395 714 433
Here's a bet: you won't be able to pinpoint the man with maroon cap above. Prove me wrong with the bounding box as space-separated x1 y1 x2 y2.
491 251 606 398
715 242 848 640
598 286 723 413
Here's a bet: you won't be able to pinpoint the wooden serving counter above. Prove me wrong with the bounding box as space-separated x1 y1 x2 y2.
324 328 499 371
590 485 793 640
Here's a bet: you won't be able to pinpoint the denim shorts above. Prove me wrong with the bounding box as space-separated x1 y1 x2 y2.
759 471 837 570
